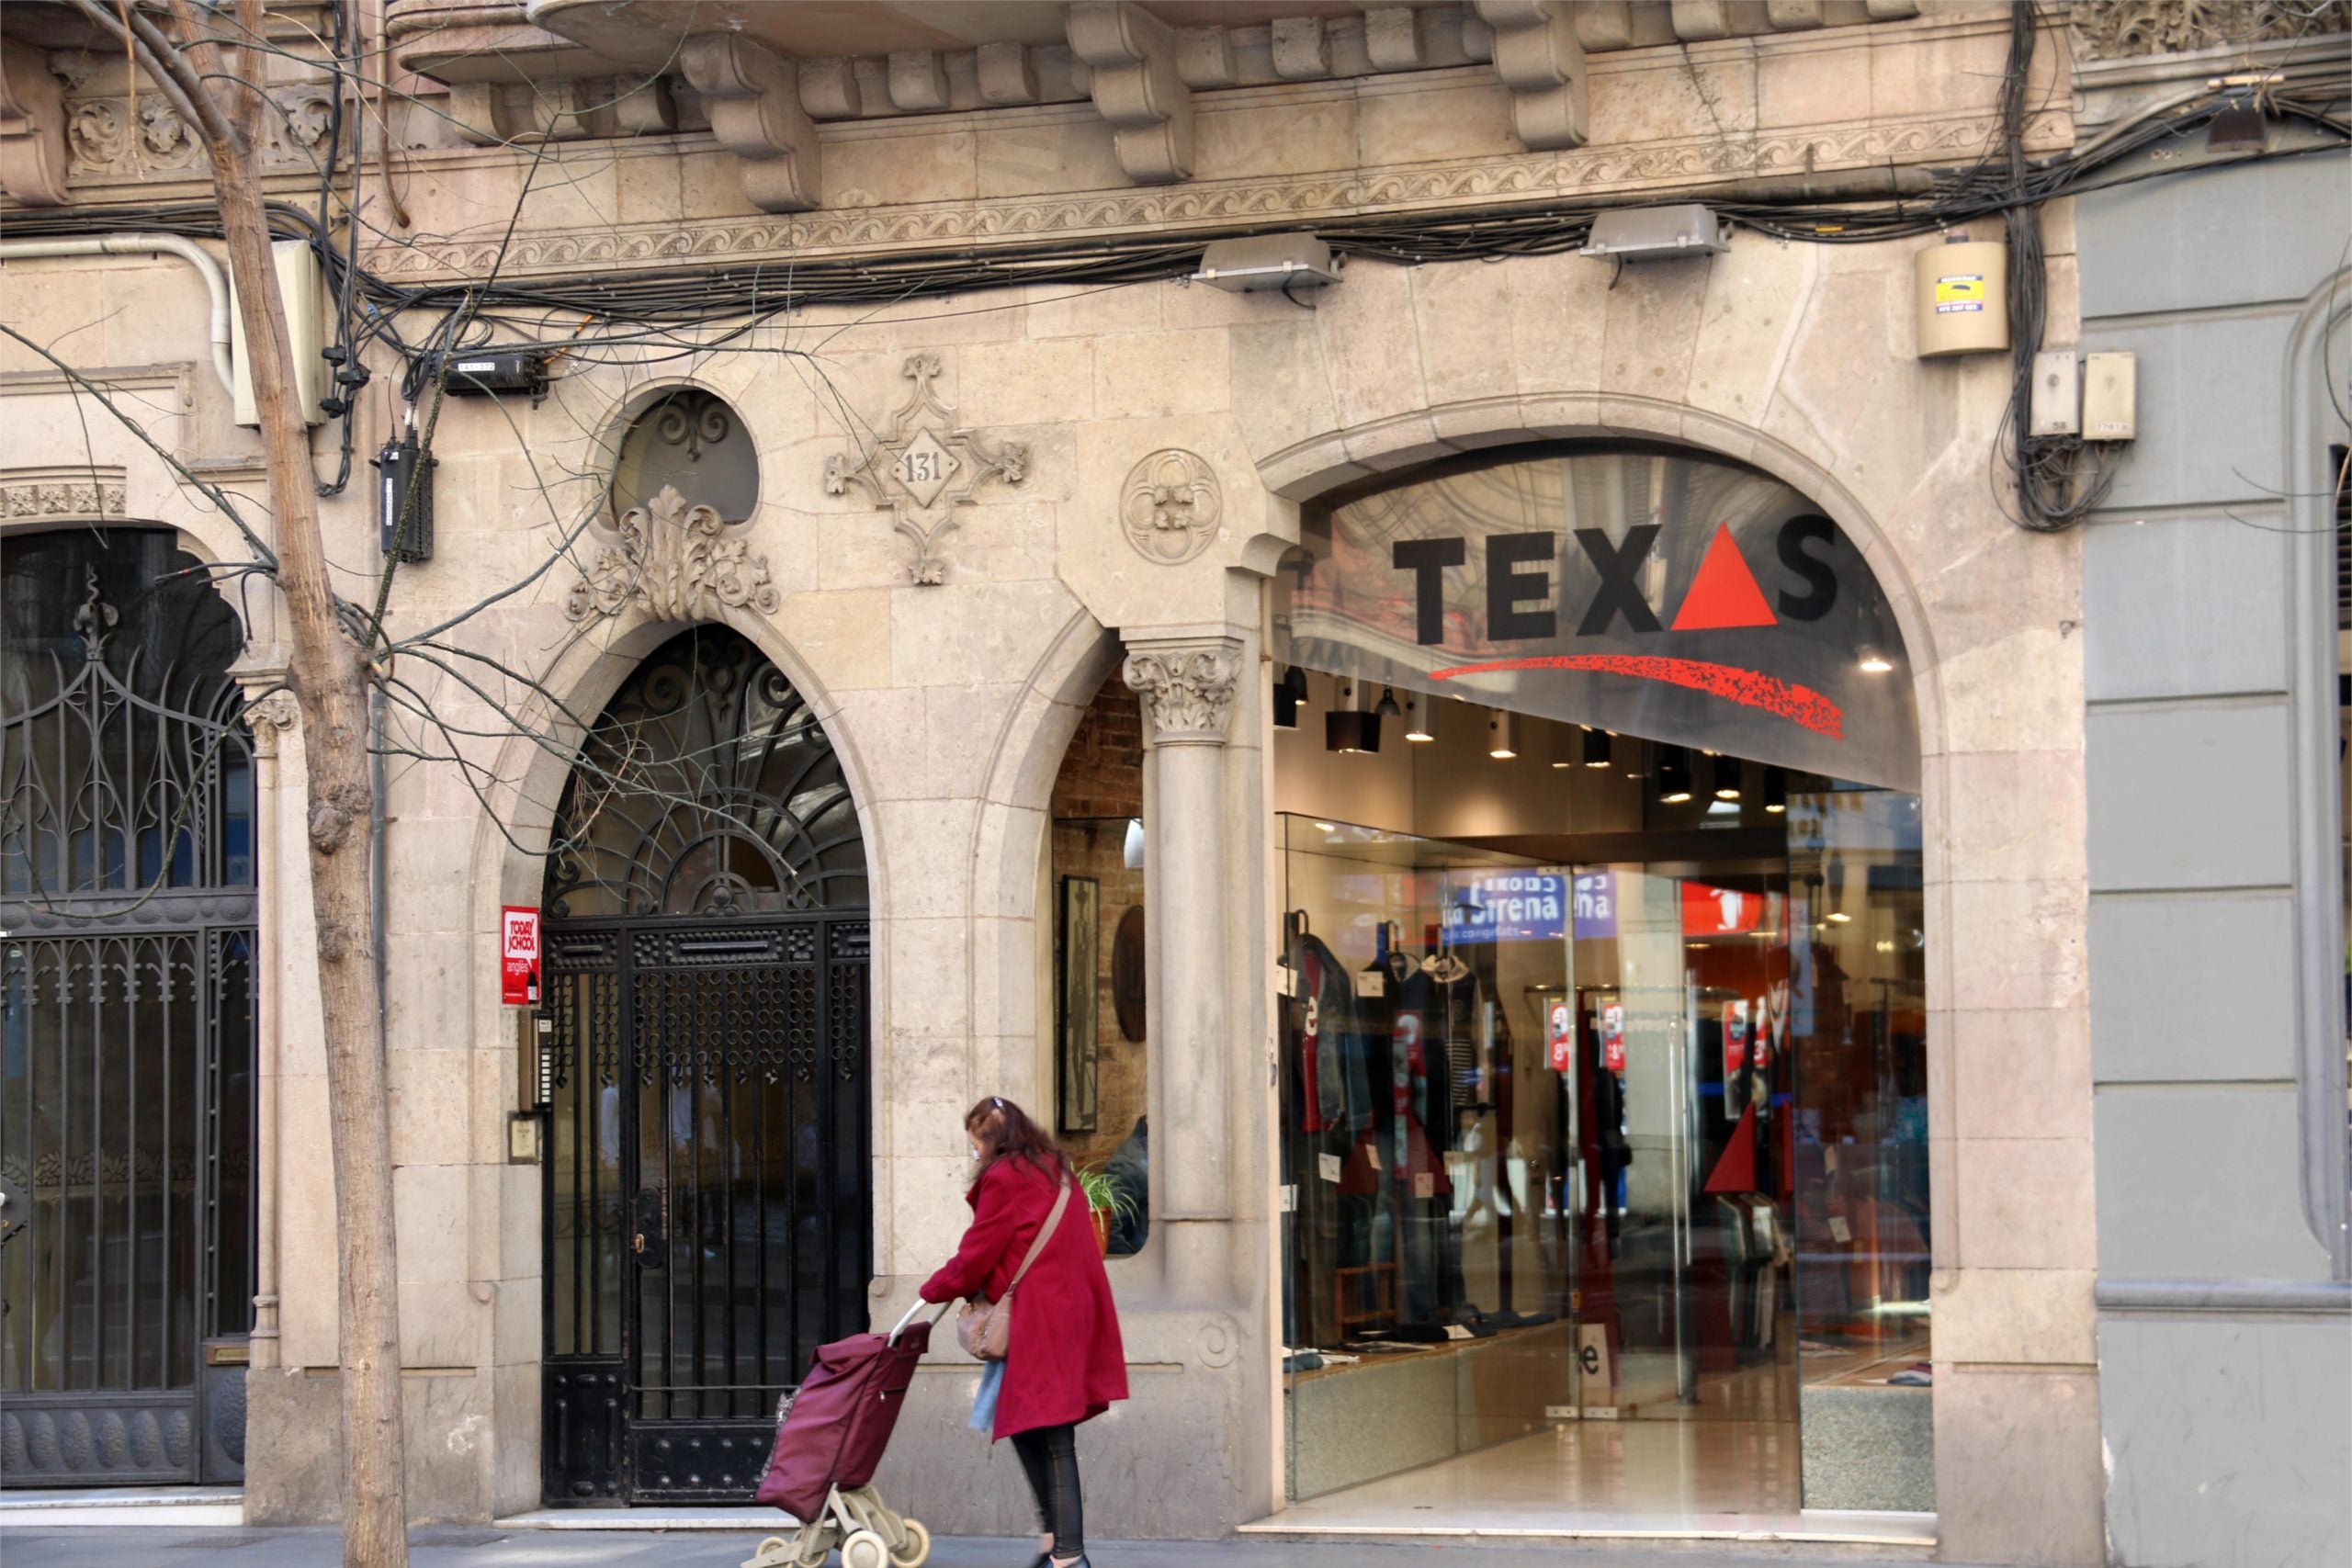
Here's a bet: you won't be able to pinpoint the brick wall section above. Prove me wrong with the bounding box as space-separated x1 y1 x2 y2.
1049 673 1144 818
1051 673 1147 1168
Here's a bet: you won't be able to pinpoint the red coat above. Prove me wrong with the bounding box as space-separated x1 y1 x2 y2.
919 1157 1128 1439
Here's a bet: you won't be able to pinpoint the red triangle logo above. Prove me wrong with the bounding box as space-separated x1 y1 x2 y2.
1703 1103 1759 1194
1670 525 1778 631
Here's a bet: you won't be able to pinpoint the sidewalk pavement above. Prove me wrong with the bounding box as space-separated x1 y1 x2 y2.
0 1527 1960 1568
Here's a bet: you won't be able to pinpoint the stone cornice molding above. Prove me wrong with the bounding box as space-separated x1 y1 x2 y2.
356 103 2064 281
1123 639 1243 747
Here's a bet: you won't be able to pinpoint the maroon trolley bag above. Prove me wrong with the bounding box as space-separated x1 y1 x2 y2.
756 1308 937 1519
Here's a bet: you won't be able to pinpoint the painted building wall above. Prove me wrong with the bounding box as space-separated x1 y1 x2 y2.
2075 39 2352 1568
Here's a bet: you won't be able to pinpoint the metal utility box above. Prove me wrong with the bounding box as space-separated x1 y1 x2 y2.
1193 235 1340 292
1915 237 2008 357
231 238 330 426
2084 351 2137 441
1579 204 1731 261
2031 350 2081 435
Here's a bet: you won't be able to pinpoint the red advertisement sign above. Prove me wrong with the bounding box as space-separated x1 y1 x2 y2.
1722 999 1750 1079
1682 881 1763 936
1547 1000 1574 1072
1600 1004 1626 1073
501 906 541 1007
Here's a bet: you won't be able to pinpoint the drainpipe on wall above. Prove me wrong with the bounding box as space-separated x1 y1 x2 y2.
0 233 237 393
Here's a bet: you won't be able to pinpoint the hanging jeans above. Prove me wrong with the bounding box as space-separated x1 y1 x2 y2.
1011 1422 1084 1559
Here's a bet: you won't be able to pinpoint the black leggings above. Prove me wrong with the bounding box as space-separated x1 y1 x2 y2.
1010 1422 1083 1558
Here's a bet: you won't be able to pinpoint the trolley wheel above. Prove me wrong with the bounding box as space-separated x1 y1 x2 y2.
741 1537 793 1568
889 1518 931 1568
841 1529 892 1568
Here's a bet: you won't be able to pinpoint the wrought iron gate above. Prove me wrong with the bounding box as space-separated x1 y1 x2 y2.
536 626 871 1504
1 533 257 1487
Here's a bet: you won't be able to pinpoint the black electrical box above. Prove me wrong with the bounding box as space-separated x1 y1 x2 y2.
440 349 548 398
374 432 436 563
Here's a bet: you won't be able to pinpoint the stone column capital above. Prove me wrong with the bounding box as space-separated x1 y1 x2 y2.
1123 637 1243 746
232 665 300 758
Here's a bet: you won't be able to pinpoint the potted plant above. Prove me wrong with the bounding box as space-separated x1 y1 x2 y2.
1073 1164 1137 1256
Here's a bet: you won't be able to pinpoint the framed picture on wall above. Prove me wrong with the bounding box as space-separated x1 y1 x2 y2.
1058 874 1100 1134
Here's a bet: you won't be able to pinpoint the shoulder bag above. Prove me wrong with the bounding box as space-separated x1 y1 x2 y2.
956 1171 1072 1361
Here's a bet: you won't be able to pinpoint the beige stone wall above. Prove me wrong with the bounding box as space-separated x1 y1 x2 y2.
0 6 2101 1556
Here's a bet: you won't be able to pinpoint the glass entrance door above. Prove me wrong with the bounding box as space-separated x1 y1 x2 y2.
1565 866 1795 1452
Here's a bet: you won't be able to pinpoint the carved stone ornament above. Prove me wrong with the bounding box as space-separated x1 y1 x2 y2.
822 354 1029 585
1121 449 1224 565
1 45 70 206
1123 642 1241 745
1 468 127 521
565 483 781 623
2071 0 2349 57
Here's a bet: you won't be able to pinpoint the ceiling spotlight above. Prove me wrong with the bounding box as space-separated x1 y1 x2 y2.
1762 765 1788 814
1711 752 1742 801
1826 910 1853 924
1549 728 1577 770
1488 709 1521 760
1582 728 1613 769
1657 745 1693 804
1375 686 1401 718
1857 639 1895 674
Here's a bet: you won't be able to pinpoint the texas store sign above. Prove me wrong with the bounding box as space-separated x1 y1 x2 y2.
1288 447 1920 790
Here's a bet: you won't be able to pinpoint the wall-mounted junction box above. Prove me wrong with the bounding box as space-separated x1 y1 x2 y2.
2031 350 2081 435
2084 351 2138 441
232 238 329 428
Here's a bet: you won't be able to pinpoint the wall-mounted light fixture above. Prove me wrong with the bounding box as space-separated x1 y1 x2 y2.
1194 234 1341 292
1579 203 1732 262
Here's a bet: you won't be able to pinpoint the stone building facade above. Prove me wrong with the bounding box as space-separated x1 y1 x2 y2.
1 5 2345 1567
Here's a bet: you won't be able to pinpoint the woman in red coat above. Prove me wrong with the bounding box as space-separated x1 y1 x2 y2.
921 1097 1127 1568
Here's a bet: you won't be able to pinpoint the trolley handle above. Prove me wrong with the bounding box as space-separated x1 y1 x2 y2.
888 1298 952 1346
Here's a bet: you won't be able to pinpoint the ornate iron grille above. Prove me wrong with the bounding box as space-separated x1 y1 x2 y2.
540 627 870 1506
545 626 865 919
1 530 256 1488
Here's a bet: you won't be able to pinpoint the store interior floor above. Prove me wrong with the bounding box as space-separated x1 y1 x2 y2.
1250 1419 1935 1547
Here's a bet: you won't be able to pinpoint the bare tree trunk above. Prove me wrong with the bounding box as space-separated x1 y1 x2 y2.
185 23 412 1568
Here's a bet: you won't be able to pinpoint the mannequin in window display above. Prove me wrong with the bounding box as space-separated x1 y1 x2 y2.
1282 915 1365 1349
1393 932 1476 1327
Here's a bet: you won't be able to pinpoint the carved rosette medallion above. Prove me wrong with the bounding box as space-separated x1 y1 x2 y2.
822 354 1029 585
1120 448 1223 565
1123 641 1241 746
566 484 781 623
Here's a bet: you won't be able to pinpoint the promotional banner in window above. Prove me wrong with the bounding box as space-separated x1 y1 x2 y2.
1286 446 1921 790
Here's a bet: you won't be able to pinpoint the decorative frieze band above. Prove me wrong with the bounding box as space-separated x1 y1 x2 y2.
1 468 127 521
1124 640 1243 746
357 106 2064 280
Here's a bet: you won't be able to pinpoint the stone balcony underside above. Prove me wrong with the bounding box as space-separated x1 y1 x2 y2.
391 0 1925 206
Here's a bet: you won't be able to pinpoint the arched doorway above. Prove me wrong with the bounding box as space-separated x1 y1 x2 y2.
1 528 257 1486
537 625 868 1505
